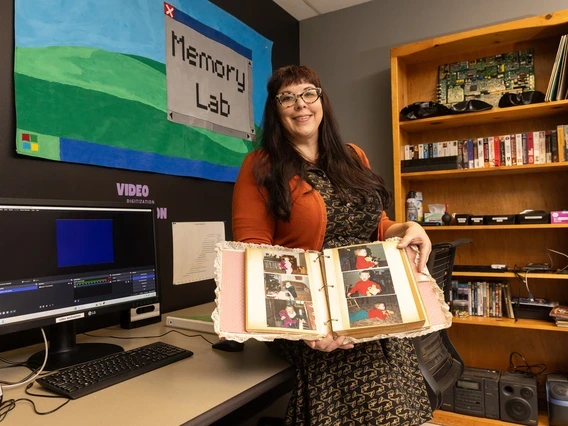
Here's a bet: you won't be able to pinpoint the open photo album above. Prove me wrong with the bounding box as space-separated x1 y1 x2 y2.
212 239 452 344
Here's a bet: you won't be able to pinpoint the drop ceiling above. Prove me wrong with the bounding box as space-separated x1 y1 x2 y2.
273 0 373 21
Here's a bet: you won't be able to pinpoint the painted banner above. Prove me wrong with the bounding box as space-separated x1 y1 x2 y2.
14 0 273 182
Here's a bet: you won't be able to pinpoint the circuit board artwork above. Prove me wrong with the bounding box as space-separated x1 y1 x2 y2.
437 49 535 107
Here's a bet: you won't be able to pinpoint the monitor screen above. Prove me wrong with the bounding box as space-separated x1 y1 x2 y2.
0 199 159 369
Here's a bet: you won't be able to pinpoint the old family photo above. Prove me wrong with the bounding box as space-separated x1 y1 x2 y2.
260 243 403 330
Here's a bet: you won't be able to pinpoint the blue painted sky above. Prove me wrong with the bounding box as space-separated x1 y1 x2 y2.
15 0 272 124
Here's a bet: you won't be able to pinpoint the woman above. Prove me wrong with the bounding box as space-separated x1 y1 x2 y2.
232 65 433 425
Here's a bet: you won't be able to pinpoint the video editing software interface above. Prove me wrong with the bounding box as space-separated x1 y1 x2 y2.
0 203 158 330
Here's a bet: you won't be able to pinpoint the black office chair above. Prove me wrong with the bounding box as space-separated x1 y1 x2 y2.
413 238 472 411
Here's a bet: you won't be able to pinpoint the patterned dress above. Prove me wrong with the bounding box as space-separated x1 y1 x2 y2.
269 165 433 426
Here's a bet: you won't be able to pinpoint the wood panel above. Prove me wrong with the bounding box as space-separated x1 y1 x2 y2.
400 101 568 134
402 36 561 105
432 410 549 426
416 172 568 215
391 9 568 64
447 323 568 373
428 228 568 271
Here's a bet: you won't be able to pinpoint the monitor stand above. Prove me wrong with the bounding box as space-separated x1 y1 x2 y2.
27 321 123 371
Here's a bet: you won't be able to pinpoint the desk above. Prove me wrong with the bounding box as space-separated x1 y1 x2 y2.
1 302 293 426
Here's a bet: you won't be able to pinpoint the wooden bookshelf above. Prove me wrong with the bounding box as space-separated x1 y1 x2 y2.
451 316 566 332
452 271 568 280
432 410 549 426
401 162 568 181
391 9 568 425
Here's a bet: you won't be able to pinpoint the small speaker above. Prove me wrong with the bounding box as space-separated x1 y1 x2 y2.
499 371 538 425
547 373 568 426
120 302 161 329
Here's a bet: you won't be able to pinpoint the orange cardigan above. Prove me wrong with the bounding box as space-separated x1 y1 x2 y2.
232 143 396 251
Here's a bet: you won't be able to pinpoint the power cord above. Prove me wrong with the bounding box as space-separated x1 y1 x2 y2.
547 248 568 273
508 352 546 378
512 248 568 302
0 328 67 423
523 270 532 300
513 266 533 301
0 383 71 422
0 328 48 391
82 328 217 345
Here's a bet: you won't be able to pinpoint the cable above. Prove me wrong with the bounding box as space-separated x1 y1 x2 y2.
0 383 71 422
547 248 568 272
524 270 533 301
0 329 55 423
82 328 216 345
0 357 28 367
0 329 47 391
0 367 43 386
508 352 546 378
513 268 534 301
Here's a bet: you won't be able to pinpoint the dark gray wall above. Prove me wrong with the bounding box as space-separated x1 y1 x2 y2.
0 0 298 349
300 0 568 218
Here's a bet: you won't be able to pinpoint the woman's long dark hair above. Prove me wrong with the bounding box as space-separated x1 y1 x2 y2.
255 65 392 221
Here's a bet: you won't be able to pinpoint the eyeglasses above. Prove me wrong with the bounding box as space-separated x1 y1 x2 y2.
275 88 322 108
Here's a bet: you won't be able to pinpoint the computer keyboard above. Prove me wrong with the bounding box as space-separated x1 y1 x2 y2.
36 341 193 399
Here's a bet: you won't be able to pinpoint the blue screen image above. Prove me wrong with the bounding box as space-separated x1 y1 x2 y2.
56 219 114 267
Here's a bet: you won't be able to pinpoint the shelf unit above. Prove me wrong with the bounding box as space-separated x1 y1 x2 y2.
432 410 550 426
390 9 568 426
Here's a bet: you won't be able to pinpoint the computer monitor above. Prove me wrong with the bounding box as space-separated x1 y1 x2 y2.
0 199 159 370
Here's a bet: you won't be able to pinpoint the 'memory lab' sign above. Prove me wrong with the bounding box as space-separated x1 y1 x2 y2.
164 3 254 140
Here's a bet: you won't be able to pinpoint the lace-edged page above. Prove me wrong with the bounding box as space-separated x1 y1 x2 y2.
340 238 453 344
212 241 328 343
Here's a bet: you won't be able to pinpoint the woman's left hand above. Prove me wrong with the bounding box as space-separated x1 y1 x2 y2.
304 333 354 352
386 221 432 271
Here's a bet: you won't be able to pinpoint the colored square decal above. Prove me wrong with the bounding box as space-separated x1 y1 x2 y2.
30 134 38 143
22 141 31 150
22 133 30 142
31 143 39 151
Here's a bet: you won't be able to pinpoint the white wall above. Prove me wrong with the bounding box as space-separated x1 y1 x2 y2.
300 0 568 217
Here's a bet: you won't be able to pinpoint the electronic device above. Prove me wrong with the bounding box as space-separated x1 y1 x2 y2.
453 366 501 419
120 300 161 329
0 198 160 370
212 340 245 352
512 297 558 322
499 371 538 425
440 382 455 412
523 262 551 271
36 341 193 398
546 373 568 426
453 264 508 273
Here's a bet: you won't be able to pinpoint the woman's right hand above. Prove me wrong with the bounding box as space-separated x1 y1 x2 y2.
304 333 354 352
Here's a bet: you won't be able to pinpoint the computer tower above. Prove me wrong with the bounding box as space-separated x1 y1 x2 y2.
120 301 161 329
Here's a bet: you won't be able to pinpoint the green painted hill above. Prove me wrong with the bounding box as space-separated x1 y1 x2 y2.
15 46 257 161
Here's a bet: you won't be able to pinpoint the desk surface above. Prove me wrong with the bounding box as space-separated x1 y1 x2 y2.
1 302 292 426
